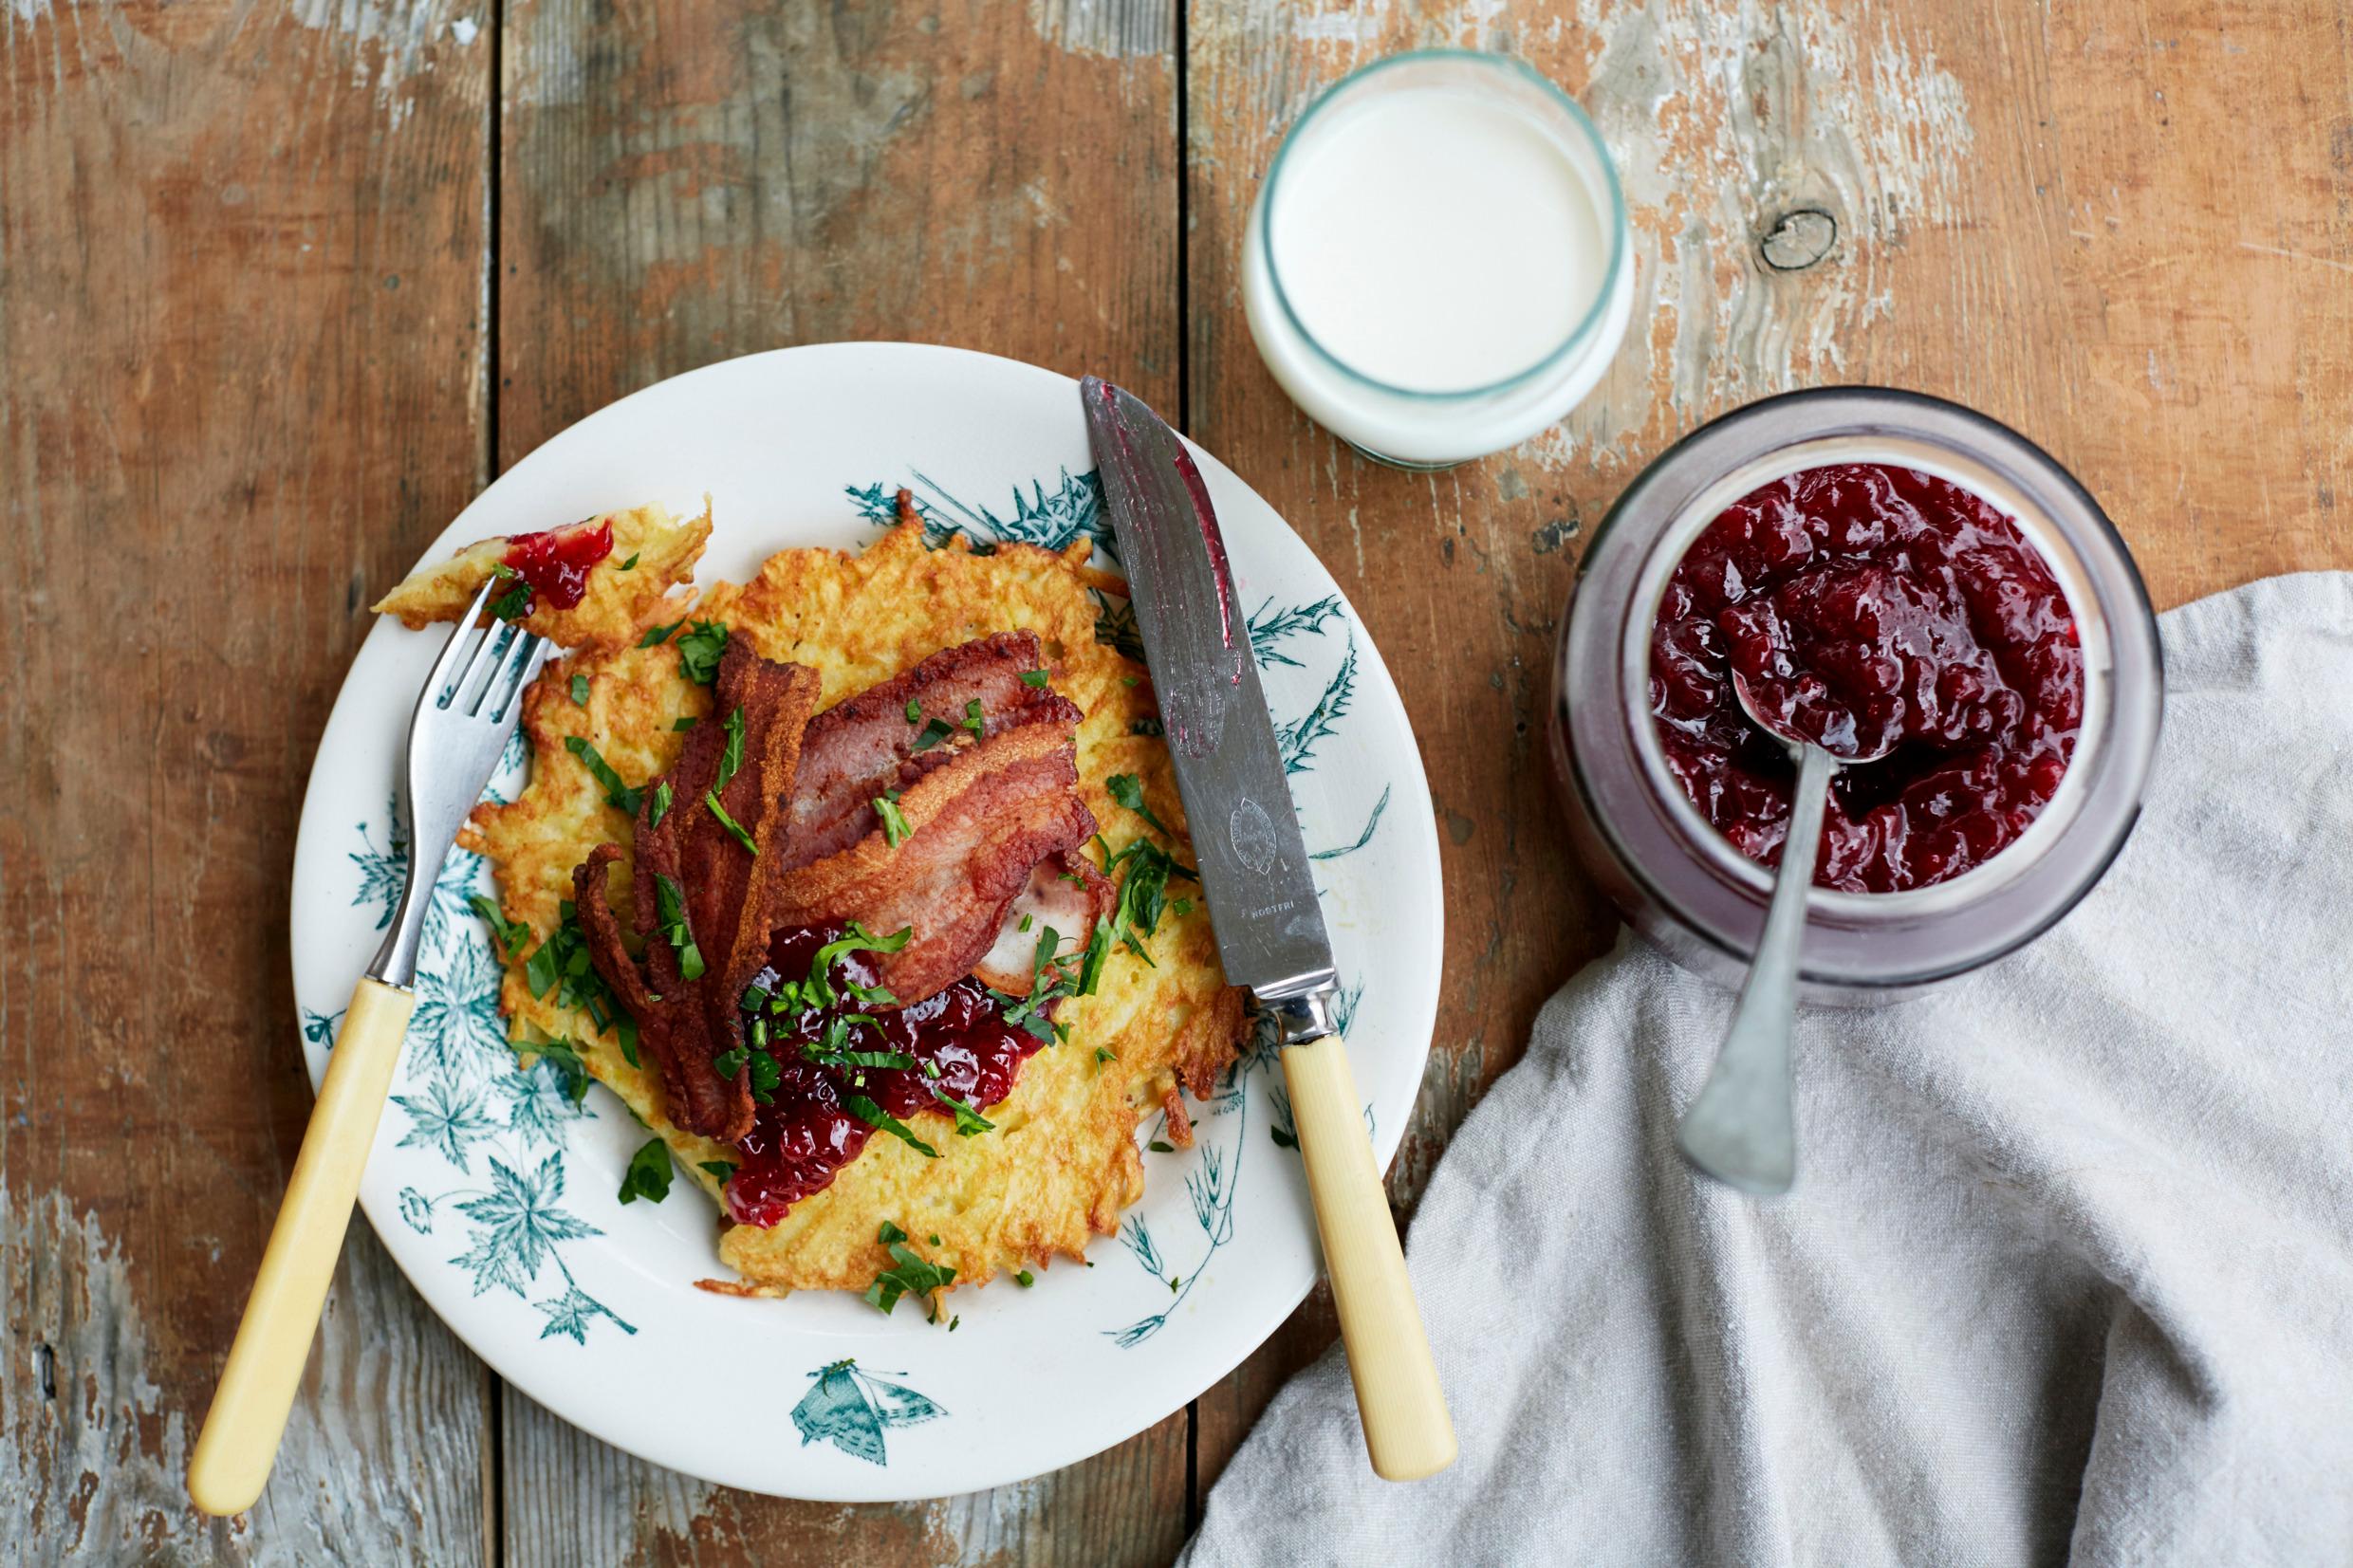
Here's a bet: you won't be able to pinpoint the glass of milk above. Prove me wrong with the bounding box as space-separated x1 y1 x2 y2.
1242 51 1631 470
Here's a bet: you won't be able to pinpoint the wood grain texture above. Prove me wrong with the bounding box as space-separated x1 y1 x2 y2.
504 1390 1189 1567
6 0 2348 1559
493 0 1189 1559
1185 0 2353 1495
0 0 496 1559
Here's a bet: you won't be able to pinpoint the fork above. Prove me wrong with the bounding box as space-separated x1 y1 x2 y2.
189 577 551 1518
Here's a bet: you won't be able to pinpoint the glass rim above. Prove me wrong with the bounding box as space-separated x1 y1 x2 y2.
1255 48 1631 404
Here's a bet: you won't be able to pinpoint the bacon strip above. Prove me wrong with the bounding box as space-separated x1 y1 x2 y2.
782 631 1080 871
573 631 1104 1142
576 638 820 1142
971 853 1115 994
771 717 1100 1007
571 844 728 1126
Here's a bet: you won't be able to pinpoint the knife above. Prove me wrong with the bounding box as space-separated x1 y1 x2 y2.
1082 377 1455 1482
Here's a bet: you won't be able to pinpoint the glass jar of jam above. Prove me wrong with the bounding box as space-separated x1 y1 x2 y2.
1549 388 2164 1000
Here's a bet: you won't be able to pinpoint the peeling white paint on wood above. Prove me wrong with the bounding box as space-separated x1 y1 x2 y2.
288 0 475 126
1539 0 1974 468
3 1187 489 1565
1029 0 1171 60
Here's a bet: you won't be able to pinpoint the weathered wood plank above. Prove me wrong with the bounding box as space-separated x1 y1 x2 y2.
494 1 1187 1558
497 0 1180 471
0 0 495 1558
1185 0 2353 1492
504 1389 1190 1568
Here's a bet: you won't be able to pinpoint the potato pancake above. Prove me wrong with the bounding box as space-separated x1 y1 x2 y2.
426 511 1245 1301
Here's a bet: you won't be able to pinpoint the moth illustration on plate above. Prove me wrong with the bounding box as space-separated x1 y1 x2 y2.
791 1359 946 1466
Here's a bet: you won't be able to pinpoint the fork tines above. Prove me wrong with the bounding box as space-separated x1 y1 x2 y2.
430 576 552 724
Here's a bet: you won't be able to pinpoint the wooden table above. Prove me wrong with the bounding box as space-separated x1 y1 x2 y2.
6 0 2345 1559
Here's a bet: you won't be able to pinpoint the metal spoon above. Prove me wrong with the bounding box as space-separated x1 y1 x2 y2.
1675 676 1890 1195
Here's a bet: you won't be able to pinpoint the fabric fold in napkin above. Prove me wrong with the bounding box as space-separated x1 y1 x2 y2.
1186 573 2353 1566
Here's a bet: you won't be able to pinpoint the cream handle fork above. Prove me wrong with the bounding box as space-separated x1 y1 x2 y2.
187 980 414 1516
1282 1032 1457 1481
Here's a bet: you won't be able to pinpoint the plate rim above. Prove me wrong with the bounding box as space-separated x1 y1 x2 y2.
287 341 1444 1500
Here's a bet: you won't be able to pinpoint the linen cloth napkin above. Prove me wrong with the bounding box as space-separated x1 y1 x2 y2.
1185 573 2353 1567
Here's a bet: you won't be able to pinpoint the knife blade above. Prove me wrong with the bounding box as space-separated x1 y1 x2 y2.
1080 376 1340 1017
1082 376 1455 1483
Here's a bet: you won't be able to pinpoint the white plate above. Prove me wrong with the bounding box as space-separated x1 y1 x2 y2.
288 343 1442 1501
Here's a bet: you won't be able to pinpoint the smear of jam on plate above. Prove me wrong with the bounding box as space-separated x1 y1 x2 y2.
502 517 615 611
723 923 1047 1227
1650 463 2082 893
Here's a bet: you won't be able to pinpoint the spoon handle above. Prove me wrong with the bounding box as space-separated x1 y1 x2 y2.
1677 743 1837 1195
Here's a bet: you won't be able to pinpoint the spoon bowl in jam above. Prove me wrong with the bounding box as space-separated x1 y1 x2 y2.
1675 671 1893 1194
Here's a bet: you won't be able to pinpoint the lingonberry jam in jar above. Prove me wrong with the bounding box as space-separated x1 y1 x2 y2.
1551 389 2162 1000
1650 464 2084 893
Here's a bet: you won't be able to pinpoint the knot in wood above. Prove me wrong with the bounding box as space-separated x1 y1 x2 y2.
1760 209 1838 271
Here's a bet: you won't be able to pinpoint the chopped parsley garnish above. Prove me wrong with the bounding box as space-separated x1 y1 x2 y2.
1097 832 1196 967
712 1045 748 1077
564 735 642 815
910 717 955 752
741 981 770 1012
960 699 985 738
1148 1139 1175 1153
1172 897 1195 916
615 1018 640 1068
706 790 757 856
637 620 683 648
519 903 623 1048
846 1096 938 1158
808 922 914 1006
470 895 532 960
1106 773 1175 839
676 619 728 684
800 1012 914 1074
489 583 533 621
1076 918 1112 995
491 563 516 579
672 715 697 731
653 874 704 979
843 977 899 1009
875 795 911 848
619 552 640 570
648 780 673 827
747 1049 782 1103
904 696 923 724
569 673 590 706
617 1137 673 1205
1017 913 1033 932
991 923 1094 1042
697 1160 736 1182
1018 670 1050 689
717 706 745 786
1015 1269 1035 1287
865 1223 956 1319
1094 1046 1117 1066
927 1084 994 1136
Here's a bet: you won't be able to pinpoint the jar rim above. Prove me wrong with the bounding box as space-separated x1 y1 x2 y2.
1554 388 2164 990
